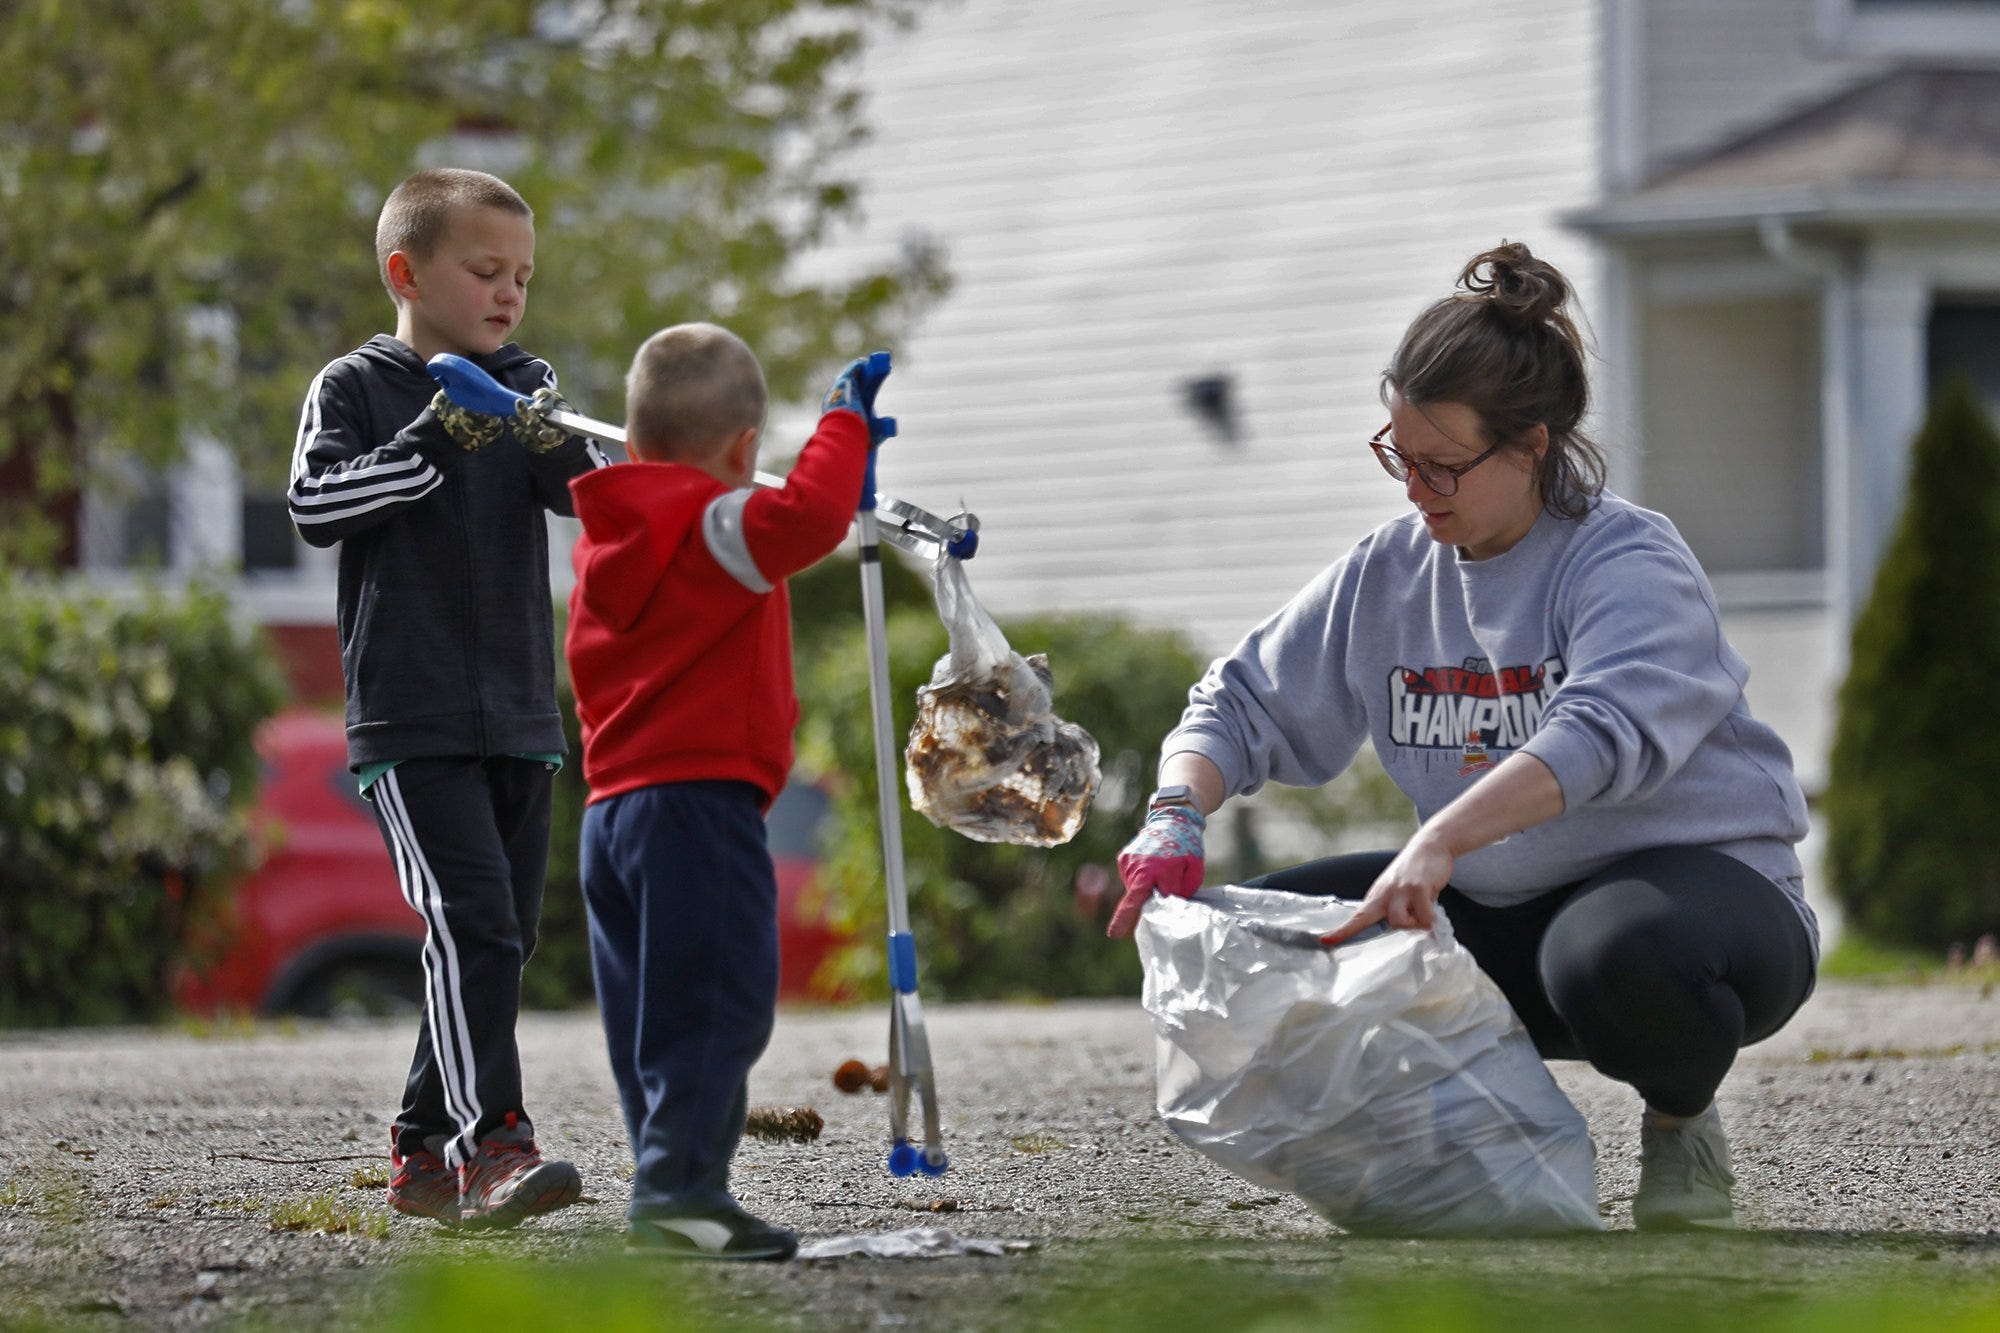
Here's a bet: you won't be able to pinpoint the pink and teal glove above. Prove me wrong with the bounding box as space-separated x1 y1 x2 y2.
1106 805 1206 940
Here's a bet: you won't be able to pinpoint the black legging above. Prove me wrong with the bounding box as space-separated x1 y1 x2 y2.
1242 845 1817 1117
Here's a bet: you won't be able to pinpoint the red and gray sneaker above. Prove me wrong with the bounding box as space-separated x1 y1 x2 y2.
457 1113 583 1231
386 1137 461 1226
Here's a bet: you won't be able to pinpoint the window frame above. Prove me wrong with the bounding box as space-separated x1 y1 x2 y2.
1816 0 2000 57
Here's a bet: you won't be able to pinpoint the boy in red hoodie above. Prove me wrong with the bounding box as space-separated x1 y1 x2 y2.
565 323 882 1260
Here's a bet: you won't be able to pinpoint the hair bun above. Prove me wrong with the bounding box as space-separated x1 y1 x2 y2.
1459 241 1568 326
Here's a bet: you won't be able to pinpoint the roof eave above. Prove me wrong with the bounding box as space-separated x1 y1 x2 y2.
1563 185 2000 238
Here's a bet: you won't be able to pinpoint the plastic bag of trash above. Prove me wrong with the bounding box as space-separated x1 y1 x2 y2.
904 553 1100 846
1137 885 1602 1237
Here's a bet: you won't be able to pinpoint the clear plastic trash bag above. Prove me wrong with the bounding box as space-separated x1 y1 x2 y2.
904 554 1100 847
1137 885 1603 1237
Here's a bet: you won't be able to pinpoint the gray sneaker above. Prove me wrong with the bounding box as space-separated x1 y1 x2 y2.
1634 1104 1736 1231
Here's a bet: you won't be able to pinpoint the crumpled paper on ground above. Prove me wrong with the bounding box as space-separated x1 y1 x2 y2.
795 1226 1034 1262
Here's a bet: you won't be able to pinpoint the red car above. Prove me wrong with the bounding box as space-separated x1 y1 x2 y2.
172 709 846 1017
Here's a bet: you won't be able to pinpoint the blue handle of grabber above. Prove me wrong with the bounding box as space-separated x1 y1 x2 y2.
426 353 529 416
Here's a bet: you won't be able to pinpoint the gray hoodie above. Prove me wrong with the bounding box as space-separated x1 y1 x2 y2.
1166 493 1810 910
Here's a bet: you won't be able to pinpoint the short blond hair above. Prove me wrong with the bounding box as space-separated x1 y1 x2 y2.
375 168 532 300
624 323 767 461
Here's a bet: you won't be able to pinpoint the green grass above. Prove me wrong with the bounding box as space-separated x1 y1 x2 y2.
1053 1270 2000 1332
25 1167 85 1227
366 1247 2000 1333
1819 933 2000 987
384 1255 712 1332
267 1192 389 1239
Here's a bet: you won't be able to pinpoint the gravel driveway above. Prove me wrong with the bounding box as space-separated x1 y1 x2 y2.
1 980 1995 1328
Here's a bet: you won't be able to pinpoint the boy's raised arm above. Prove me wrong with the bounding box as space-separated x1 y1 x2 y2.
736 405 872 583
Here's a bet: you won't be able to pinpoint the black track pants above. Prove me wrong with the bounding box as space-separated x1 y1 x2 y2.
1243 845 1817 1116
367 756 554 1166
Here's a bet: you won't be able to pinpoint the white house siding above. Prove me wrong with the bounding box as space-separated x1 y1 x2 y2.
778 0 1600 657
1634 0 1886 179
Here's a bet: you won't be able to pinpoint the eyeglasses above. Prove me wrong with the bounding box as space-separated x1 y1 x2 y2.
1368 422 1504 497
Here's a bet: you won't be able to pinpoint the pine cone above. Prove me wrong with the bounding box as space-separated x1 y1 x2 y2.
743 1106 825 1144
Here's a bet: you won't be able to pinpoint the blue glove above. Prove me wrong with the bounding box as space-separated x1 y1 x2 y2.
822 352 898 448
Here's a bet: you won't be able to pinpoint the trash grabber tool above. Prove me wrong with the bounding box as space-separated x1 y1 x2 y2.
425 353 977 562
843 352 952 1177
427 350 959 1176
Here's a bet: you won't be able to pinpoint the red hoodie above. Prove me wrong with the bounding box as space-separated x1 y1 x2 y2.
565 411 870 806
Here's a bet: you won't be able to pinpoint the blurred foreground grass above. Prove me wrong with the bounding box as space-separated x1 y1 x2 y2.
363 1247 2000 1333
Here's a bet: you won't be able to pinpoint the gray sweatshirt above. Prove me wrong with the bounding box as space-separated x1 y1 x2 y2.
1166 493 1810 910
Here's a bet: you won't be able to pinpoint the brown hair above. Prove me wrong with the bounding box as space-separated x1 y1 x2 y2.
374 169 532 299
624 323 767 461
1382 241 1604 518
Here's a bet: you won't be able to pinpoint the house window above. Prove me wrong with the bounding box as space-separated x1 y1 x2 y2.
84 454 312 579
1818 0 2000 54
111 475 174 569
1638 293 1824 586
241 493 301 575
1927 302 2000 422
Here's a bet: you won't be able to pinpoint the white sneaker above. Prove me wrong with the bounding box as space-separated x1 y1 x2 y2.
1634 1104 1736 1231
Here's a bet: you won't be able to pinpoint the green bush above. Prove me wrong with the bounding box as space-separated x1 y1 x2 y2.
1825 376 2000 951
0 575 287 1025
794 580 1210 1000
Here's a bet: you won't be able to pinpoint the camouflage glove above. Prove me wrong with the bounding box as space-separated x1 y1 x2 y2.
431 388 505 452
514 386 573 454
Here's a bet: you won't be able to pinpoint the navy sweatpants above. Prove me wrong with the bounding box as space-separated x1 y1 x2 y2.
1244 845 1817 1117
367 756 553 1168
579 780 780 1218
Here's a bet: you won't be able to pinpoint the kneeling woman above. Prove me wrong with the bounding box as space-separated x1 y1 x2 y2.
1108 242 1816 1231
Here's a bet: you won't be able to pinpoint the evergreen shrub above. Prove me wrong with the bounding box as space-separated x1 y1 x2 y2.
1824 377 2000 950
